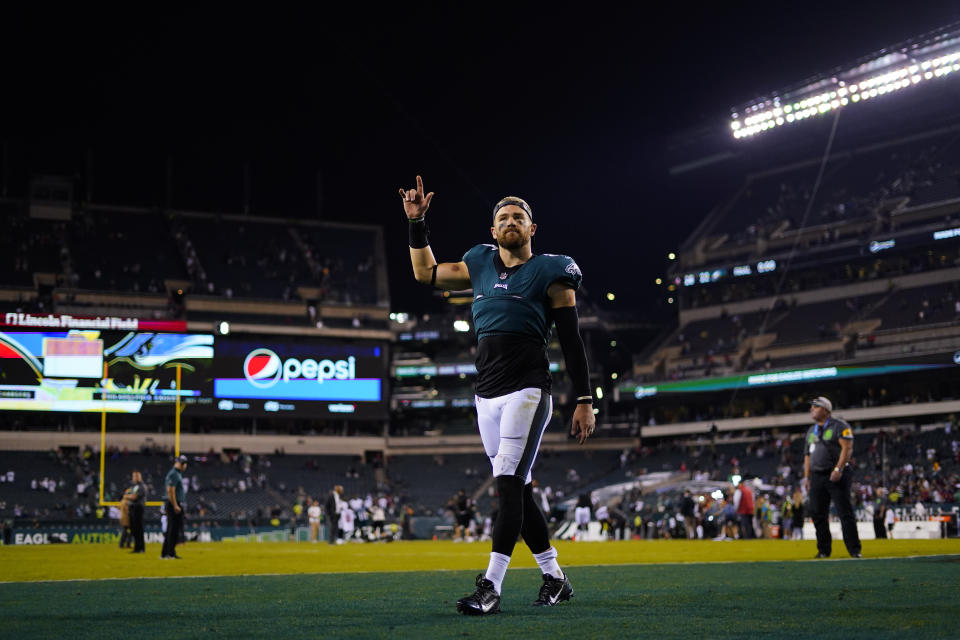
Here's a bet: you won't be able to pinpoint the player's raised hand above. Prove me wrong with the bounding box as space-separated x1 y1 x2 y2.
571 404 596 445
398 175 434 219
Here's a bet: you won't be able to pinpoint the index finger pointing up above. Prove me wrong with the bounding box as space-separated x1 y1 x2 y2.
416 175 424 195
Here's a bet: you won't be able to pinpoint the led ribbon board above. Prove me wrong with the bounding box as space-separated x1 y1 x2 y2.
628 363 950 398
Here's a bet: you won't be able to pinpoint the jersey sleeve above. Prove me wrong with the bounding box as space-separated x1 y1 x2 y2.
462 244 495 263
545 254 582 290
839 421 854 440
461 244 495 281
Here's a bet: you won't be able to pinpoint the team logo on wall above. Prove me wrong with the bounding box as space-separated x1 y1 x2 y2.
244 348 282 388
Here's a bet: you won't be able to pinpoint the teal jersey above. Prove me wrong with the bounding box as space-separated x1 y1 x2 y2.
165 467 184 504
462 244 582 343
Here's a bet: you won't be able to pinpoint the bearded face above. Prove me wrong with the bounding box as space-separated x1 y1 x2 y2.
491 206 535 249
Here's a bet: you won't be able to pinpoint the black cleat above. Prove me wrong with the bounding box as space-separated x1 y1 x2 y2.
814 553 829 559
456 574 501 616
850 553 862 558
532 572 574 606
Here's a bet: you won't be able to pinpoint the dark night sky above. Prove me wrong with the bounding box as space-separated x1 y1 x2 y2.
2 4 959 315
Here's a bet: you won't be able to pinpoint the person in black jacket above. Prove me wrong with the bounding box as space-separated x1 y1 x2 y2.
324 485 343 544
680 489 697 539
125 470 147 553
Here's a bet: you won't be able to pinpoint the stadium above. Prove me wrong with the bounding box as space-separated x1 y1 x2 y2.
3 7 960 639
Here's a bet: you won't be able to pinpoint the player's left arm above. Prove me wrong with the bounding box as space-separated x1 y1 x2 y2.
548 282 595 445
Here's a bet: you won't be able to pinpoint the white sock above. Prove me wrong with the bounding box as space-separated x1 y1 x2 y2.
484 551 511 594
533 546 564 580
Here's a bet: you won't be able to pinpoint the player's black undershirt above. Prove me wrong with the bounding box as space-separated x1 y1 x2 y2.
475 333 551 399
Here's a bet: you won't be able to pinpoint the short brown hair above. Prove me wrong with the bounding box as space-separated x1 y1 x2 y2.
493 196 533 221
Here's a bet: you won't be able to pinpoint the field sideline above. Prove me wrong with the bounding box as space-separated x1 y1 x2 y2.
3 540 960 639
2 538 959 582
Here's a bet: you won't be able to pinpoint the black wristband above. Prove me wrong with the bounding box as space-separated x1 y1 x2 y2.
576 396 593 405
408 217 429 249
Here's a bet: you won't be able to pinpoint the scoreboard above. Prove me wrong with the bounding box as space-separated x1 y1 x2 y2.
0 313 387 419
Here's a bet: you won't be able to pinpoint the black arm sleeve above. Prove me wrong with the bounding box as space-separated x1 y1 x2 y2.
551 305 591 401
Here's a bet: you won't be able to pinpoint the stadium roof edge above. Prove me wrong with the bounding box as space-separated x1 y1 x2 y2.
730 22 960 139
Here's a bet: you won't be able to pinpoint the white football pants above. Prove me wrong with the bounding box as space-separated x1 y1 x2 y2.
475 387 552 483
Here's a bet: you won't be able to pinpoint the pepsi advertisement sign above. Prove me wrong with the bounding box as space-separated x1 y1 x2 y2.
211 337 388 418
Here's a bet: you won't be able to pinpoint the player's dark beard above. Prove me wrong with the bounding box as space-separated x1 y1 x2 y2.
496 227 526 249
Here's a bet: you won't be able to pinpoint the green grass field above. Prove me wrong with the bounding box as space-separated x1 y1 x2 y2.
2 539 960 639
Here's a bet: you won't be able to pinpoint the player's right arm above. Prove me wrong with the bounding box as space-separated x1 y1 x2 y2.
399 175 471 290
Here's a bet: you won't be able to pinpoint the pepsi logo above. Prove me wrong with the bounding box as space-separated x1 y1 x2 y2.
244 348 282 388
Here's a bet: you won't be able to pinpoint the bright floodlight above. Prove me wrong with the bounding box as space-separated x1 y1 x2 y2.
453 320 470 332
730 26 960 139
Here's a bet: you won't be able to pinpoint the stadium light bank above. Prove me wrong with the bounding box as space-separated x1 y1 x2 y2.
730 25 960 139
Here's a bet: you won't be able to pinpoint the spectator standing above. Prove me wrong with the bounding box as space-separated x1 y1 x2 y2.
791 489 805 540
574 492 592 541
721 496 738 540
872 498 887 539
804 397 862 558
782 499 795 540
307 499 322 543
125 470 147 553
370 503 386 540
595 504 611 539
116 501 131 549
161 455 188 559
453 489 474 542
325 485 344 545
680 489 697 539
734 480 755 539
339 505 356 542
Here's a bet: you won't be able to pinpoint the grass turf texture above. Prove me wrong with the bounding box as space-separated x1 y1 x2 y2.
2 540 959 638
